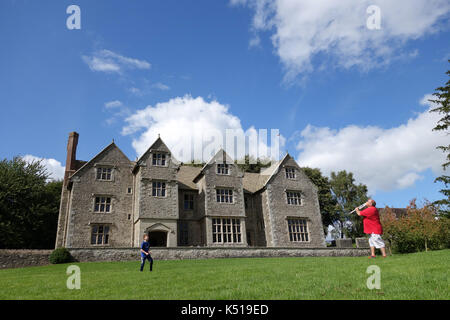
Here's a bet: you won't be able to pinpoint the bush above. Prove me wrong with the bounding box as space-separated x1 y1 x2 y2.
49 247 72 264
381 200 449 254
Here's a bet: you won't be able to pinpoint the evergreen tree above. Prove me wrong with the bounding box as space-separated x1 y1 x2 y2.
429 61 450 217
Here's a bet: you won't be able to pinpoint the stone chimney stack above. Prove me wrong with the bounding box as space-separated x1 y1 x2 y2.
64 132 79 184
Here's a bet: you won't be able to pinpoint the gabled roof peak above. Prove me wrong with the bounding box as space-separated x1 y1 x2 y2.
133 135 180 171
70 141 130 179
136 136 172 163
193 148 236 182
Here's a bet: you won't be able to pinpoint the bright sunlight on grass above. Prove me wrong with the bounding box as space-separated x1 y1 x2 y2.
0 250 448 299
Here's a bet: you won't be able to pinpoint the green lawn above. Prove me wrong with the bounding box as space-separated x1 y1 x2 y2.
0 250 449 300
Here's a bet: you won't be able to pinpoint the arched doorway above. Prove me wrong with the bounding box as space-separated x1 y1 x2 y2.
147 231 167 247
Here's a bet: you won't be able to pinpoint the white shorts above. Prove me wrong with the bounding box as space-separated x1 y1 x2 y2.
369 233 385 248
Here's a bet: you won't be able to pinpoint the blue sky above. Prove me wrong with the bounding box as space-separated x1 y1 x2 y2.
1 0 449 208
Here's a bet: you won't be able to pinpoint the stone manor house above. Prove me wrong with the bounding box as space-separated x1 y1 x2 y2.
55 132 326 249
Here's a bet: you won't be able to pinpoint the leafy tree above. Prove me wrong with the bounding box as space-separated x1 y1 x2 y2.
0 157 62 249
182 160 206 168
429 61 450 217
329 170 369 239
32 180 63 248
381 200 447 253
407 200 442 252
235 155 272 173
301 167 338 235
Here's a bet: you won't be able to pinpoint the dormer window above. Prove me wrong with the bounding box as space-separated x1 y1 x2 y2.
217 163 229 175
152 153 166 166
96 167 112 181
285 167 296 179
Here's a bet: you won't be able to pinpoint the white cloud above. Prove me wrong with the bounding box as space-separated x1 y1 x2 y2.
249 35 261 48
295 94 447 193
152 82 170 91
82 49 151 74
128 87 143 96
122 95 283 162
232 0 450 80
22 155 65 181
104 100 123 109
81 55 120 73
103 100 130 126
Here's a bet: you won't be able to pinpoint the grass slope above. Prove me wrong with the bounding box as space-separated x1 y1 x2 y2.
0 250 449 299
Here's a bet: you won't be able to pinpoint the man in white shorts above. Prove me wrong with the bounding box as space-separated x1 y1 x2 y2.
355 199 387 258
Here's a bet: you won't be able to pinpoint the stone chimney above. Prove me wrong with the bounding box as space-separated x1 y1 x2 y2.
64 132 79 184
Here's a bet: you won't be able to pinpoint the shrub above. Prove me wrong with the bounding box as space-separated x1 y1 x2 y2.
381 200 449 253
49 247 72 264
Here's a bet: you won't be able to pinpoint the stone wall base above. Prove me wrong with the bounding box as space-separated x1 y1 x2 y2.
0 250 53 269
69 247 370 263
0 248 370 269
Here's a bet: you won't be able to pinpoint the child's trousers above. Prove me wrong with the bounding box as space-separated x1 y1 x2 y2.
140 254 153 271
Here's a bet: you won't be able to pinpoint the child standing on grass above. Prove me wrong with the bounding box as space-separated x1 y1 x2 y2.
140 234 153 272
355 199 387 258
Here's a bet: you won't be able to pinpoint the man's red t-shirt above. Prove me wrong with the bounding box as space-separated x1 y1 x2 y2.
360 206 383 235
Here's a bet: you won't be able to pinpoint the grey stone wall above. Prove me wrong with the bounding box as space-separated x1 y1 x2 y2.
177 219 203 246
264 157 326 248
133 142 179 246
201 161 248 247
65 145 134 248
0 250 52 269
356 237 370 248
336 239 353 248
55 185 70 248
261 189 275 246
244 193 266 247
204 163 246 218
178 190 201 220
0 248 370 269
137 147 179 220
68 247 370 262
